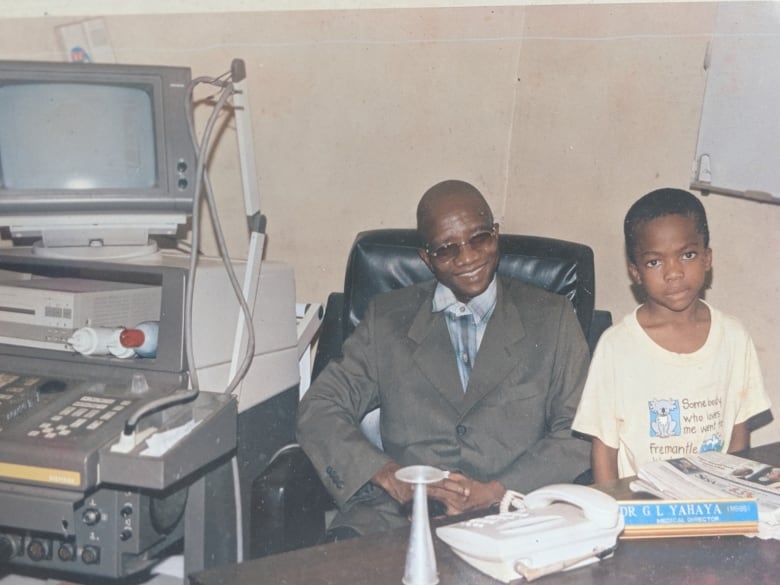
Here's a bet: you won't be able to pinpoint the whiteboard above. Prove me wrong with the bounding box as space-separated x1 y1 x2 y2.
690 2 780 205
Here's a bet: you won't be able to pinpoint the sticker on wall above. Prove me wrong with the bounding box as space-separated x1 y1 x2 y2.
56 18 116 63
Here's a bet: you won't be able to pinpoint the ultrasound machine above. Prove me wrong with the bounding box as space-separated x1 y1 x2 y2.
0 59 305 582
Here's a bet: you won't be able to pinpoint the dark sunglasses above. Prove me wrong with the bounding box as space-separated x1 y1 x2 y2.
425 226 497 263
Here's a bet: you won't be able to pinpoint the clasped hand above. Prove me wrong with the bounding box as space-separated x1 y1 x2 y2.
372 462 505 516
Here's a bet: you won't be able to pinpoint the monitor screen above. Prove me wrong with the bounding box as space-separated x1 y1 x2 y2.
0 61 197 252
0 82 156 191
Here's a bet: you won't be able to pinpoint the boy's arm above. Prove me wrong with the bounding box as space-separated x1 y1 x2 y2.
591 437 619 483
727 422 750 453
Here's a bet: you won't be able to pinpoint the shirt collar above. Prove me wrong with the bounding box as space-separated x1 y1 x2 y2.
432 275 498 324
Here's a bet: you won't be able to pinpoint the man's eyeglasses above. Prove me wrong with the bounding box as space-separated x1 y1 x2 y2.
425 226 497 262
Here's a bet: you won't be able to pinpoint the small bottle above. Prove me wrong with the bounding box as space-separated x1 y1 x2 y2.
68 326 135 359
119 321 159 358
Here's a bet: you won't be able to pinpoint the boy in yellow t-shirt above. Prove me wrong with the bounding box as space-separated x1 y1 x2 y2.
572 188 772 481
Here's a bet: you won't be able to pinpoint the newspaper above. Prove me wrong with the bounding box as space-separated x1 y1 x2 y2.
630 451 780 539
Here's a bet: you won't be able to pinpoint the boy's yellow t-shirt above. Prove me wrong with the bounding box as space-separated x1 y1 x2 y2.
572 301 772 478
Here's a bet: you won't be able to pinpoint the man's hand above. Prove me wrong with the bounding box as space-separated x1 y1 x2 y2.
371 461 414 504
427 472 505 516
373 463 505 516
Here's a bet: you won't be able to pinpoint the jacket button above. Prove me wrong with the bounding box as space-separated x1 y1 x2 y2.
456 424 467 436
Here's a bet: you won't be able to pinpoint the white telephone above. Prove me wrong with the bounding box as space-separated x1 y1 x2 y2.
435 484 624 583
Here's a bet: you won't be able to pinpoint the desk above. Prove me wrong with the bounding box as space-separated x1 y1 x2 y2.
190 443 780 585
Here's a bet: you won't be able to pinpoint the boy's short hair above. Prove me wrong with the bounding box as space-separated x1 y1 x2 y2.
624 188 709 263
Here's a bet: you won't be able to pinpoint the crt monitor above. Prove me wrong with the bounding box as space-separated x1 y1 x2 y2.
0 60 197 254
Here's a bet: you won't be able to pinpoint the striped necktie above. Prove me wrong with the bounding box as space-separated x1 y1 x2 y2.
453 313 476 390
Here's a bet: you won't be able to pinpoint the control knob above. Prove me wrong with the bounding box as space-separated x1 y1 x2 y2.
0 535 16 562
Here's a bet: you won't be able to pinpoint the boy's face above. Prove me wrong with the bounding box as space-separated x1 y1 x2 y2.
628 214 712 314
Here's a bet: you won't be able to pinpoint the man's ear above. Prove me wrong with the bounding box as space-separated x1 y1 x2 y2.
418 248 434 273
628 262 642 285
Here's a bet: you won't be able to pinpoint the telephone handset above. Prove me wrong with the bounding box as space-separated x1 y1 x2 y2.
435 483 624 583
524 483 620 529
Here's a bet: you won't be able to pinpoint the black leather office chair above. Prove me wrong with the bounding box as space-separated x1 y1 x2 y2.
249 229 611 557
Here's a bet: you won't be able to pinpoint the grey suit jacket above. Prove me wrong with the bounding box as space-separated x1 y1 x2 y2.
297 276 591 529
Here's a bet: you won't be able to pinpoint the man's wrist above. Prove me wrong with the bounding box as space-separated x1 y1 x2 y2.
488 480 506 506
371 461 400 491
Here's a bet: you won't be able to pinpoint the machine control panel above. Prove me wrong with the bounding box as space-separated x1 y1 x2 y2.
0 364 237 579
0 370 169 491
0 486 190 578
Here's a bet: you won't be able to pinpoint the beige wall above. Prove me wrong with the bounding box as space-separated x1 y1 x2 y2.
0 2 777 445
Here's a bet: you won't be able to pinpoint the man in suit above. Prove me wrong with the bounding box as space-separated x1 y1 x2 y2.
297 180 591 537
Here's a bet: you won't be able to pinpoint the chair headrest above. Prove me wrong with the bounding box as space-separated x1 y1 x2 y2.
343 229 595 339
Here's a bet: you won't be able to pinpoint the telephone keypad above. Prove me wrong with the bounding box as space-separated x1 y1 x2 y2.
458 509 530 530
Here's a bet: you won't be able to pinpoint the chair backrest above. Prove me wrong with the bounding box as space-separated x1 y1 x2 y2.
341 228 596 341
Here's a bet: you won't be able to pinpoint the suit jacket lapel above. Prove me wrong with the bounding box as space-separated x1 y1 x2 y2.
407 292 468 409
461 279 527 412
